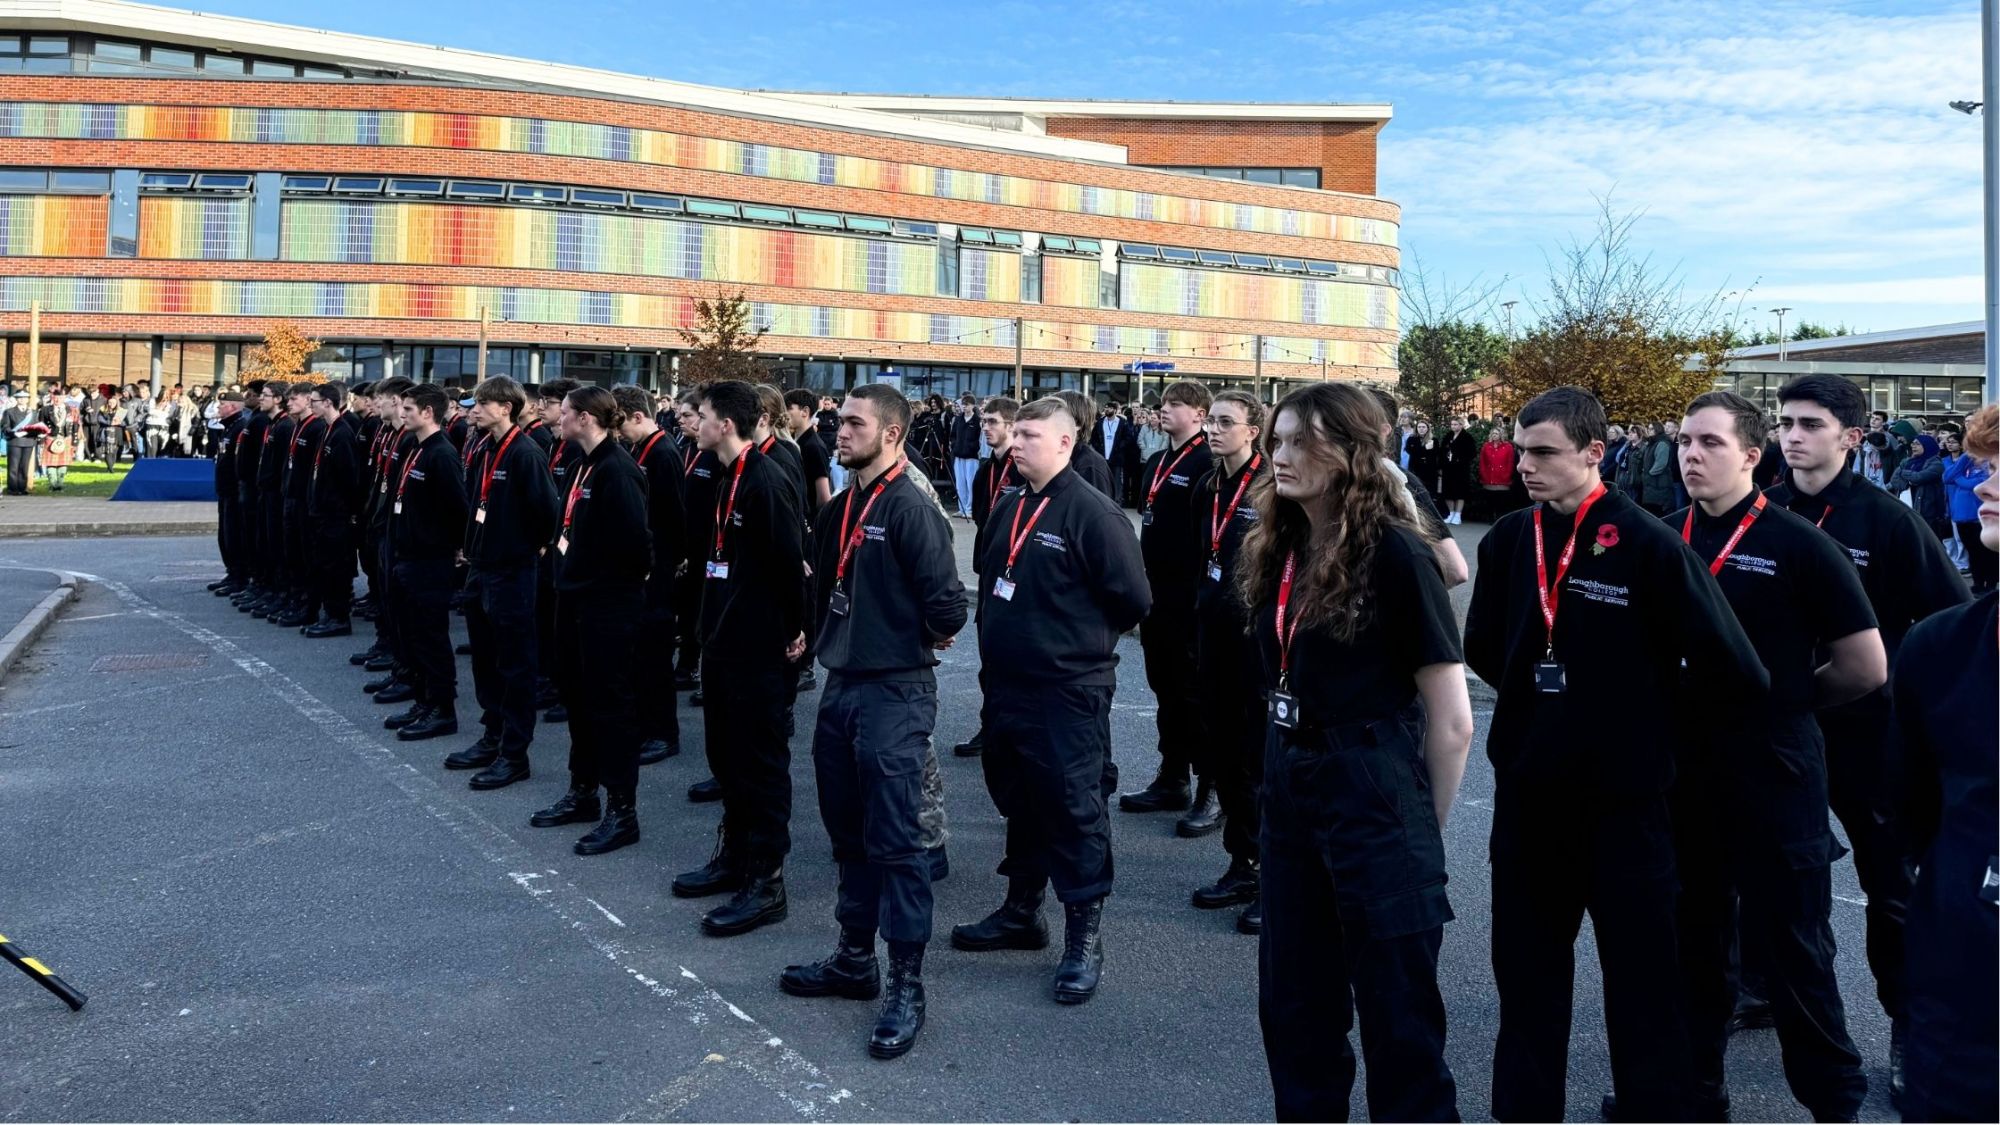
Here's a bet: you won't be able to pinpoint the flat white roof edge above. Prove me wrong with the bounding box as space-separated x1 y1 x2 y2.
1727 320 1984 358
2 0 1133 162
768 93 1394 123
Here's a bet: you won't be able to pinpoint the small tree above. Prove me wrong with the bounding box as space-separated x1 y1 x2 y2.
244 321 319 380
1491 199 1738 424
677 289 767 387
1396 256 1509 424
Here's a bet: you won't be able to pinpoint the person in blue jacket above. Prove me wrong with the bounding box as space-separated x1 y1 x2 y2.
1942 430 1994 593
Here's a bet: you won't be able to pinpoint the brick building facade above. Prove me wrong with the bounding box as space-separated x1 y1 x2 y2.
0 0 1401 402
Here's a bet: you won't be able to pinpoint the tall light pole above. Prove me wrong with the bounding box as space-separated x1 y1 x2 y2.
1771 307 1793 362
1501 300 1518 337
1983 0 1998 402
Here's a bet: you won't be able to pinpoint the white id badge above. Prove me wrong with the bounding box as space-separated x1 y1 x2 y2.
1207 562 1223 582
474 507 487 524
393 501 404 515
992 576 1016 601
556 534 569 555
706 560 730 580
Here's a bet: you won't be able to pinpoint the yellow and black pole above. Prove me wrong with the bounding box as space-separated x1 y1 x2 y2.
0 932 87 1011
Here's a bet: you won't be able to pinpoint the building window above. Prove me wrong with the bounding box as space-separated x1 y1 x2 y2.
150 46 196 71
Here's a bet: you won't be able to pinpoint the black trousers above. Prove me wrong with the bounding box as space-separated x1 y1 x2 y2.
1139 603 1204 781
309 520 355 621
1259 713 1457 1123
219 489 250 580
1956 521 1997 592
4 440 31 493
1819 706 1910 1021
370 531 400 657
1490 783 1694 1122
813 675 937 944
534 553 558 681
1198 610 1264 862
674 567 703 675
258 492 285 588
1673 720 1865 1120
980 678 1115 904
640 575 681 745
282 497 312 606
556 584 643 795
703 654 794 869
465 564 538 760
389 558 456 711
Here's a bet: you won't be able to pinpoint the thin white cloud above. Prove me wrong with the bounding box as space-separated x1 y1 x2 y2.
1758 275 1984 305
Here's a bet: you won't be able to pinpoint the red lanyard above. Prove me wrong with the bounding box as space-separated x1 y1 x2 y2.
550 441 567 471
759 435 776 455
988 450 1016 509
288 417 315 466
835 460 907 582
461 432 486 469
478 426 521 507
635 429 666 469
1274 550 1299 688
712 447 750 559
562 464 596 532
1682 493 1767 575
1003 494 1052 578
1147 434 1204 510
394 438 426 504
1210 454 1261 559
683 443 698 473
1814 503 1831 529
1533 483 1606 658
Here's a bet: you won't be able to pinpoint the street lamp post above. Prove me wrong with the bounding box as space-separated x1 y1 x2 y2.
1501 300 1518 337
1771 307 1793 362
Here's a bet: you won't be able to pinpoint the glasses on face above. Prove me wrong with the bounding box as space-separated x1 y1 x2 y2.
1205 417 1246 431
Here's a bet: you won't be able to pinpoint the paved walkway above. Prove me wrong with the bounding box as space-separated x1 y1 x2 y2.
0 496 216 538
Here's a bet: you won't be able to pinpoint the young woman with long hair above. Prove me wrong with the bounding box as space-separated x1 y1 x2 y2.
1235 383 1472 1122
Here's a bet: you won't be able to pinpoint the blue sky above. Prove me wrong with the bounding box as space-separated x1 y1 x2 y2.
201 0 1984 337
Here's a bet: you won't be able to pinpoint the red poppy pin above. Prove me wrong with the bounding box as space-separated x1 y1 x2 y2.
1592 523 1619 555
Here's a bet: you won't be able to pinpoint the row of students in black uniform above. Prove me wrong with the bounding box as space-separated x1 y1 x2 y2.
211 367 1993 1111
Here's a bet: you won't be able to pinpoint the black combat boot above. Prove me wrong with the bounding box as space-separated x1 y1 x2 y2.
950 878 1049 952
1174 777 1223 837
1051 896 1106 1005
672 826 743 898
529 783 600 828
701 867 787 937
869 942 926 1059
779 928 880 1000
1117 763 1190 813
1191 856 1260 909
573 789 639 855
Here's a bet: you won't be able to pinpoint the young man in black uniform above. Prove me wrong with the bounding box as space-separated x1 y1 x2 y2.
249 383 295 620
1054 390 1116 498
785 388 835 514
612 384 686 765
349 383 383 623
674 388 711 697
302 383 361 638
953 396 1151 1005
209 391 251 596
952 396 1022 759
357 379 415 687
1187 390 1267 933
1892 404 1998 1123
1663 391 1884 1121
529 386 653 856
229 380 272 609
276 382 326 629
534 379 583 721
755 384 814 702
780 384 967 1060
1765 375 1970 1097
521 384 557 456
1463 386 1767 1122
383 385 469 742
670 380 807 937
1119 380 1214 824
446 376 558 790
